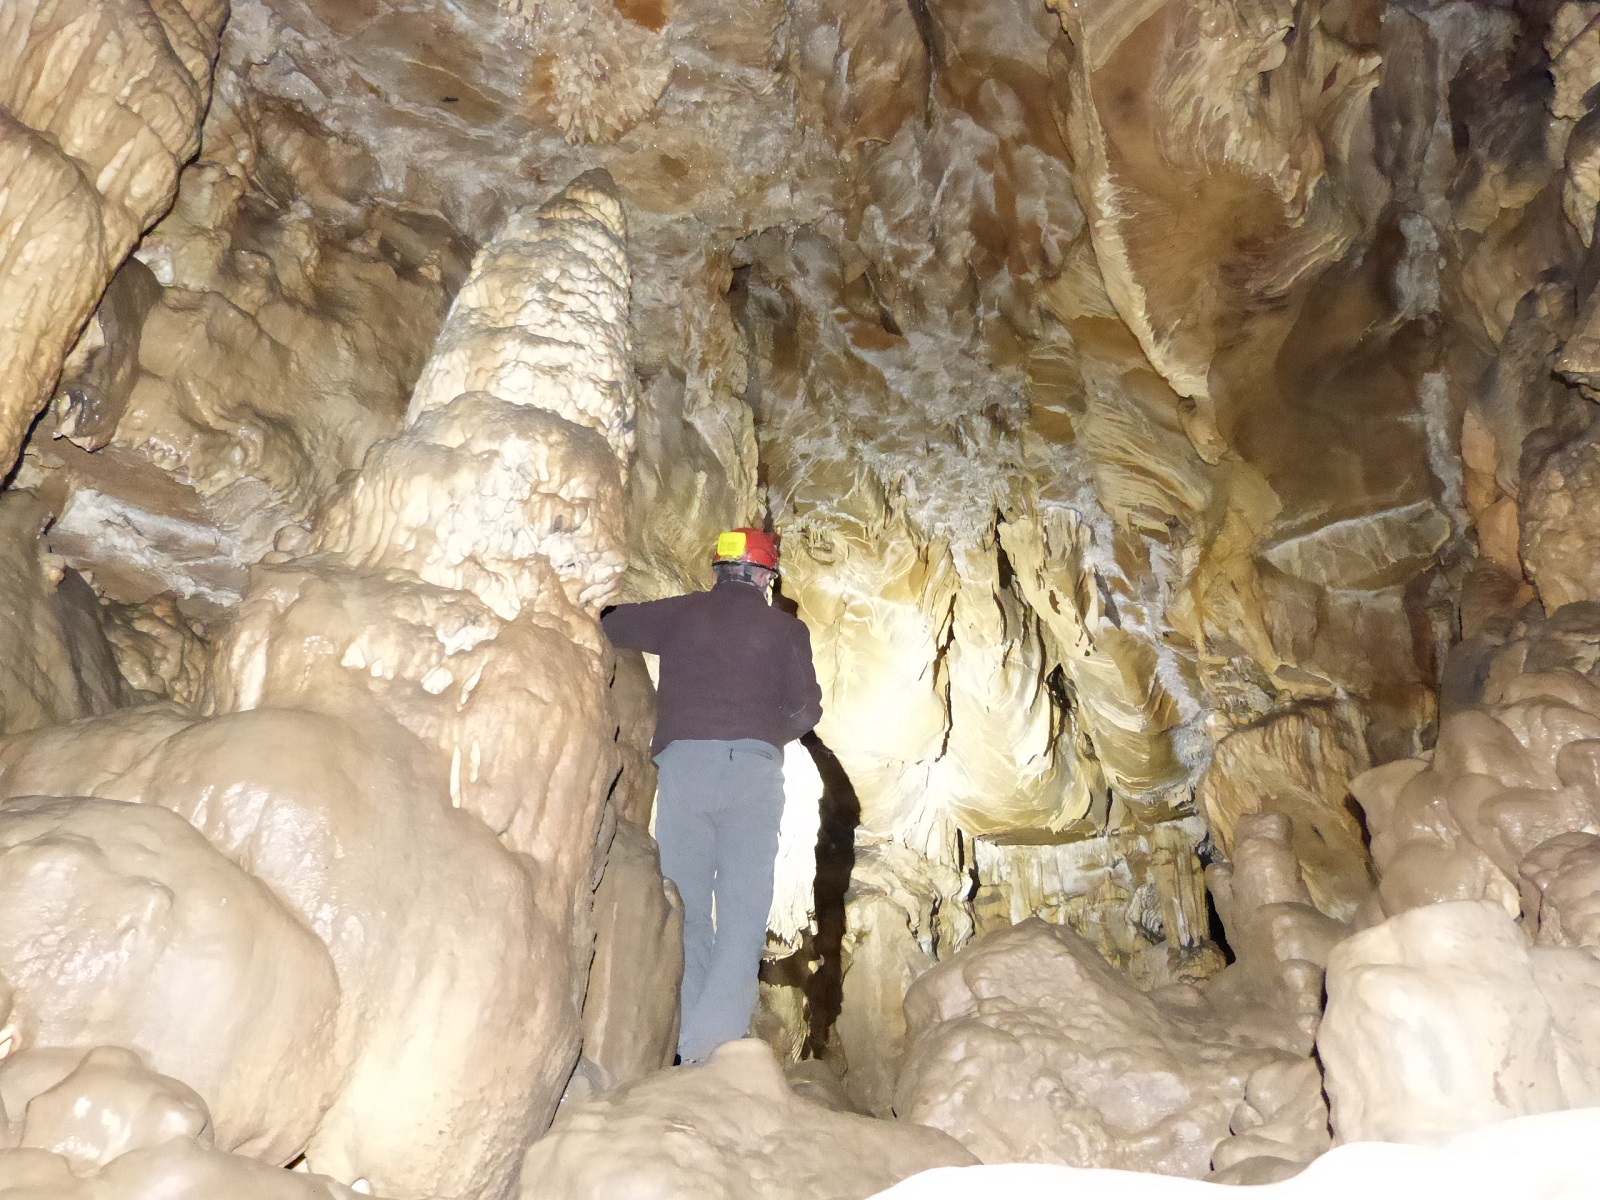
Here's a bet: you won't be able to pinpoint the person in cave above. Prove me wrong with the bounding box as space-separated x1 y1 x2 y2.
600 527 824 1064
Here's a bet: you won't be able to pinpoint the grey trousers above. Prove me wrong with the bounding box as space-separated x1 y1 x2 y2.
653 738 784 1063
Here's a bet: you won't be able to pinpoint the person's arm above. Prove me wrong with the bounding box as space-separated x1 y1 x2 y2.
779 620 824 742
600 596 685 653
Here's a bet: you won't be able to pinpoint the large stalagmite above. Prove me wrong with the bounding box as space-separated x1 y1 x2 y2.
0 174 648 1199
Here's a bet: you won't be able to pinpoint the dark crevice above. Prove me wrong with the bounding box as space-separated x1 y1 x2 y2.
801 732 860 1058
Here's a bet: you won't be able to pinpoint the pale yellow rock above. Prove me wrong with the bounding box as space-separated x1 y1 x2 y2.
826 840 975 1117
1319 899 1600 1143
1522 430 1600 609
0 493 124 735
0 1139 377 1199
1197 703 1373 920
1549 2 1600 122
0 799 340 1162
0 172 644 1200
782 527 961 847
1204 813 1346 1059
520 1039 976 1199
1047 0 1372 407
1350 643 1600 922
503 0 674 145
206 553 616 876
1563 109 1600 244
7 0 1600 1187
579 819 683 1090
0 705 574 1200
1000 512 1190 798
896 919 1298 1176
313 392 626 617
1521 831 1600 946
406 173 637 472
1260 503 1452 591
0 0 227 474
972 818 1217 991
7 1046 210 1170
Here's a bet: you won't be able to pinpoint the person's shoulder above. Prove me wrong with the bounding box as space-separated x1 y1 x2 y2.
773 607 812 637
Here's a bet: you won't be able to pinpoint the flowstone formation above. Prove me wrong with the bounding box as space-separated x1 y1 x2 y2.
10 0 1600 1193
0 170 668 1199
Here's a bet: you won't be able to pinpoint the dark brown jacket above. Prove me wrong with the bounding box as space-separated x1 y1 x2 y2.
601 580 823 755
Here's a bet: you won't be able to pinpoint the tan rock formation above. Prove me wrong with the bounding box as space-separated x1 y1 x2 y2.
0 493 124 734
1319 899 1600 1143
1197 703 1374 921
0 1044 374 1197
1522 429 1600 610
0 704 573 1198
1351 645 1600 920
0 0 228 475
864 1109 1600 1199
972 817 1218 991
0 1145 373 1200
16 0 1600 1186
3 1046 208 1166
0 172 643 1200
18 63 468 620
0 799 339 1161
895 919 1301 1176
1205 814 1346 1057
578 819 684 1090
829 840 974 1117
520 1039 976 1199
1521 830 1600 946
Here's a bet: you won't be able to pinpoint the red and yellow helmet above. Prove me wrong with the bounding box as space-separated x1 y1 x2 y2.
712 527 780 570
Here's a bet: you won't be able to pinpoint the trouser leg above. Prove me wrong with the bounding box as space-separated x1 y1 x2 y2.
652 743 718 1021
677 740 785 1063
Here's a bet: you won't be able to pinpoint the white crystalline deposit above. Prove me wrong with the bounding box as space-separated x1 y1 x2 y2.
865 1108 1600 1199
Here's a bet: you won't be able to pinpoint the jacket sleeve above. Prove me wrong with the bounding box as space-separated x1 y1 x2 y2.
781 620 824 742
600 596 682 653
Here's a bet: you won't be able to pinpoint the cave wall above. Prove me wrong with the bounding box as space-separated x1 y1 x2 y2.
7 0 1600 1193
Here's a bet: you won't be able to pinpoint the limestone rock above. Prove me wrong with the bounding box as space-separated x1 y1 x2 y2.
1205 813 1348 1058
1196 702 1373 921
0 798 339 1161
831 840 973 1117
1520 830 1600 946
579 819 683 1090
0 172 644 1200
0 493 124 736
1350 652 1600 919
1319 899 1600 1143
406 173 637 473
520 1039 976 1199
0 0 227 474
44 446 286 613
1522 429 1600 610
0 705 571 1200
0 1140 373 1200
503 0 674 145
971 817 1219 992
3 1045 211 1170
862 1109 1600 1198
895 919 1295 1176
